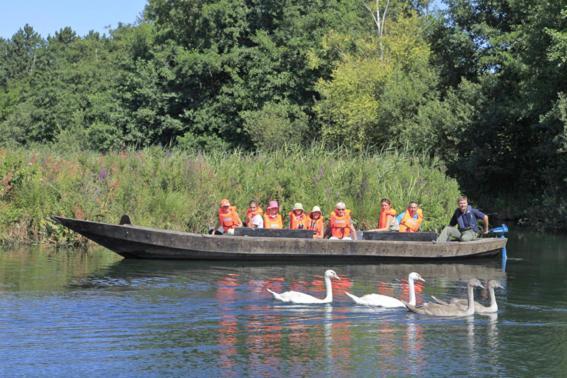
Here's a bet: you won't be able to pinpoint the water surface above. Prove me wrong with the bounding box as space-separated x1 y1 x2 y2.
1 233 566 376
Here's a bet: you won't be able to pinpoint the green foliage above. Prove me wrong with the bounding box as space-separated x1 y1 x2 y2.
241 101 309 150
315 11 442 152
3 0 567 231
0 147 460 244
426 0 567 228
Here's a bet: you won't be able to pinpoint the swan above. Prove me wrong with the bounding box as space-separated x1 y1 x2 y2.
404 278 484 317
266 269 340 304
345 272 425 308
430 279 504 314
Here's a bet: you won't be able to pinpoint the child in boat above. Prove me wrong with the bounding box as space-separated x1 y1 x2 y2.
245 200 264 228
263 200 283 229
307 206 325 239
288 203 308 230
216 199 242 235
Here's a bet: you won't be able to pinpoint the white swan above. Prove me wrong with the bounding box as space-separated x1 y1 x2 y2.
345 272 425 308
431 279 504 314
404 278 484 317
266 269 340 304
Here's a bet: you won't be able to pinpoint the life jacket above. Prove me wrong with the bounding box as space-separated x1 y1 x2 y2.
288 211 308 230
330 209 352 239
264 213 283 229
398 208 423 232
307 215 325 239
245 206 264 227
378 208 397 229
218 206 242 231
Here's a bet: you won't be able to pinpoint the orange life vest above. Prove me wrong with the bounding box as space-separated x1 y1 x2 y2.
378 208 397 229
399 208 423 232
218 206 242 230
307 215 325 238
330 210 352 239
288 211 308 230
264 213 283 229
245 207 264 227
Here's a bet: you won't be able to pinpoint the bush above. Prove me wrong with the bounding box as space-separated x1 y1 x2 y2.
0 146 461 244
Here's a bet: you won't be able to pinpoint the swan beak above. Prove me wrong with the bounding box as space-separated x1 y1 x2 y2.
334 274 341 280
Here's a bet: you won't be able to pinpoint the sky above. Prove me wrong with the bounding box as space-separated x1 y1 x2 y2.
0 0 148 39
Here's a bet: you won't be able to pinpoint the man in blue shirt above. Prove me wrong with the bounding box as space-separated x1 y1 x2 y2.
436 195 489 242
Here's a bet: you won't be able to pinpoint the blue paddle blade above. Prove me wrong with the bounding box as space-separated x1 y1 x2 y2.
489 224 509 235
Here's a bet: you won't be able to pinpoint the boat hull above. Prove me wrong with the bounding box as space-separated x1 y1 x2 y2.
52 217 507 261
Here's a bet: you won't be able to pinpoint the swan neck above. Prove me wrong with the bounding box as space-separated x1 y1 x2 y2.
489 286 498 311
467 284 475 313
408 277 416 306
324 275 333 302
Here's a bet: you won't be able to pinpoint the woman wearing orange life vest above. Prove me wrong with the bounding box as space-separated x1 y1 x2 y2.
216 198 242 235
263 200 283 229
307 206 325 239
245 200 264 228
288 203 308 230
328 202 357 240
397 201 424 232
368 198 397 232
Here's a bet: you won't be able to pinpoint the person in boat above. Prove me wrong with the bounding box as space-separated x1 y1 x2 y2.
216 199 242 235
436 195 489 242
264 200 283 229
245 200 264 228
367 198 397 232
307 206 325 239
328 202 357 240
288 203 308 230
397 201 424 233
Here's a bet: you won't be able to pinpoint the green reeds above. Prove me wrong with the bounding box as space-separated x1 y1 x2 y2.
0 146 460 244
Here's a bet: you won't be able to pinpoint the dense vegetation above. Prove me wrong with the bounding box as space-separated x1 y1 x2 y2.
1 0 567 232
0 147 459 244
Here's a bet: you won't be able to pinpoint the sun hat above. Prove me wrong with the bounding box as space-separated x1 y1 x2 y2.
267 200 279 210
292 203 304 211
310 206 322 215
335 201 346 210
220 199 231 207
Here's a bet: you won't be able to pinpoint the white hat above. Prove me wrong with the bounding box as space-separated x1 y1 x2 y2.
293 203 304 211
310 206 322 214
335 202 346 210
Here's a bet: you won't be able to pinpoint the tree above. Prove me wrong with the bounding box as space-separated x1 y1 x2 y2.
315 9 442 152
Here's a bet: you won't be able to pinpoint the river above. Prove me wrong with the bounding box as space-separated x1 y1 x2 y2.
1 232 566 377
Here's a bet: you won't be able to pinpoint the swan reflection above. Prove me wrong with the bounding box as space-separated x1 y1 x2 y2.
209 262 505 376
405 314 425 376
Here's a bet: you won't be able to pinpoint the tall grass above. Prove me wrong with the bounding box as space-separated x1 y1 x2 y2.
0 146 461 244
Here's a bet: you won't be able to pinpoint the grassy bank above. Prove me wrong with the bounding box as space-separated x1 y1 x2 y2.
0 146 461 245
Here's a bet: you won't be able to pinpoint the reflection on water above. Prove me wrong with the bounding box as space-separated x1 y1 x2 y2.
1 233 567 376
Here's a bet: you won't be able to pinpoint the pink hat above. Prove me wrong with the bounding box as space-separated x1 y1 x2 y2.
267 200 279 210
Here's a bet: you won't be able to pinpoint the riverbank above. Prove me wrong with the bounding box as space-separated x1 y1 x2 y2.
0 147 460 245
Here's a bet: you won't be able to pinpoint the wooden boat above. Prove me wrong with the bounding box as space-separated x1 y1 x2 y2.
52 216 507 261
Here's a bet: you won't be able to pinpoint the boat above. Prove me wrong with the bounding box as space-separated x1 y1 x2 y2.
52 216 507 261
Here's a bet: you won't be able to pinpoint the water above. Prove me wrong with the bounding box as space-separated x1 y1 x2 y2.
1 233 566 377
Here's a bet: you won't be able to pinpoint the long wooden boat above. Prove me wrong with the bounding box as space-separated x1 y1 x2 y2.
52 216 507 261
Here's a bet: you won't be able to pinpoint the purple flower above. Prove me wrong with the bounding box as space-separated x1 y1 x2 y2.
98 168 108 181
